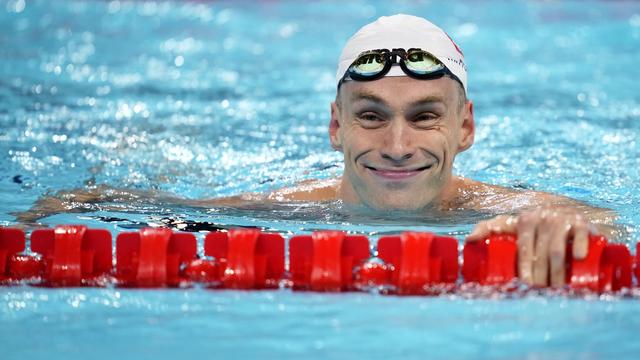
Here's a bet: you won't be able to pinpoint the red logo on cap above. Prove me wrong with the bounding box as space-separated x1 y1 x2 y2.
444 32 464 56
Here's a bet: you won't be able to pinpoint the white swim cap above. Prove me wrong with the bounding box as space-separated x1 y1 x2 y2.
336 14 467 93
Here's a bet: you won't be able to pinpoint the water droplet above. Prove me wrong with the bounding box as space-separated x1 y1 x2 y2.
174 55 184 67
7 0 25 13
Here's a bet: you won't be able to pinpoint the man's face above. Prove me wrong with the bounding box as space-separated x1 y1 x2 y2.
330 76 474 210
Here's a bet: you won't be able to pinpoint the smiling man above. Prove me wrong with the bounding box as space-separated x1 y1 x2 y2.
264 14 618 288
18 14 618 288
330 16 473 213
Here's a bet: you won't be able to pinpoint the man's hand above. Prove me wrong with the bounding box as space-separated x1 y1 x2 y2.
12 185 158 225
465 207 598 287
13 187 109 225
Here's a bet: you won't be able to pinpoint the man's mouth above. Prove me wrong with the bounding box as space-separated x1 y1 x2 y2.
364 164 434 180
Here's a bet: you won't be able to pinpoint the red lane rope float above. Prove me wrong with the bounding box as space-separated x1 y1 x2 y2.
599 243 633 292
203 228 284 289
0 227 25 281
116 228 197 287
462 233 518 286
375 232 458 295
32 225 112 286
0 226 637 293
289 231 369 291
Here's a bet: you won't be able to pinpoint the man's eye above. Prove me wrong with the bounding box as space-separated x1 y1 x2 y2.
414 113 438 122
357 112 384 122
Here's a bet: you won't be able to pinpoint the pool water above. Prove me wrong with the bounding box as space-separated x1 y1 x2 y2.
1 0 640 358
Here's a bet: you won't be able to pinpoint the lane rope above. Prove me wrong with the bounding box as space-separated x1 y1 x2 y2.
0 226 637 294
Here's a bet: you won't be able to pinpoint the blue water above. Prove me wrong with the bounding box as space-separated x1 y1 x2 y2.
1 0 640 358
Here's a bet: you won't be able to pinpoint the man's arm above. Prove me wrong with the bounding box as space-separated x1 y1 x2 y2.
13 185 259 225
13 179 342 225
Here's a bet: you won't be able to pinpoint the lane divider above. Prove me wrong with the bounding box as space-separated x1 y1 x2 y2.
203 228 285 289
376 233 458 294
0 225 637 294
0 227 26 281
31 225 112 286
116 228 197 287
289 231 369 291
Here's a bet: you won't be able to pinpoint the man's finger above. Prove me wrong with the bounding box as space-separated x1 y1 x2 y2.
466 215 517 242
533 220 551 286
549 221 569 288
466 220 491 242
516 213 536 285
572 221 589 259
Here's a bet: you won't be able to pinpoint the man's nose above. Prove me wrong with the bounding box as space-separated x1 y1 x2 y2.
381 120 415 162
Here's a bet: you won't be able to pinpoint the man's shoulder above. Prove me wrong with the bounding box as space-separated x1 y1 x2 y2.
451 176 580 212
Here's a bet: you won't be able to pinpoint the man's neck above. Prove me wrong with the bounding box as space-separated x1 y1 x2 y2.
336 174 464 211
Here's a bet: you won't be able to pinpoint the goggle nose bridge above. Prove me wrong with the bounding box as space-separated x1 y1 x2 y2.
362 48 410 64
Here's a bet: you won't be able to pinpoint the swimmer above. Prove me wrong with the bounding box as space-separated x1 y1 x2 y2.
16 14 620 288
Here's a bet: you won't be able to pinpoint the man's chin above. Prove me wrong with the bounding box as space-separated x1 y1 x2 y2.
364 194 434 212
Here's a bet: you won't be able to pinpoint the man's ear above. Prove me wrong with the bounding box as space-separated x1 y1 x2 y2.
329 101 343 151
457 100 475 153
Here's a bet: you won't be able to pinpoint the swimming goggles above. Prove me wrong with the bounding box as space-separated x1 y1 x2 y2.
337 48 462 89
